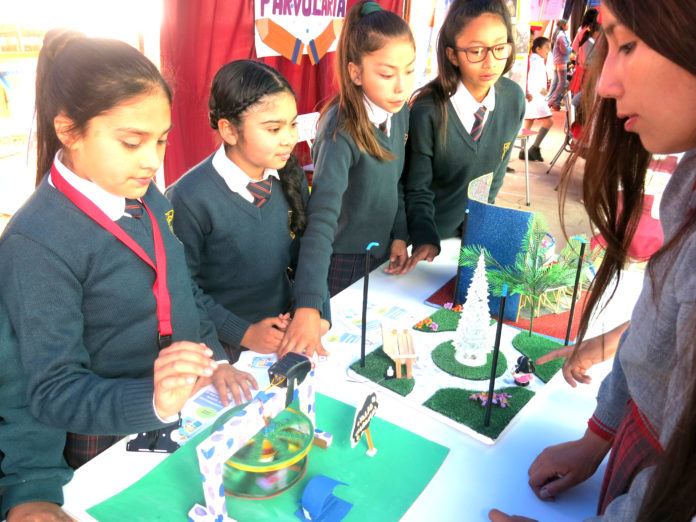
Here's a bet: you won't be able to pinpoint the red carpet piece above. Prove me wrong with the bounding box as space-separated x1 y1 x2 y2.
425 276 590 342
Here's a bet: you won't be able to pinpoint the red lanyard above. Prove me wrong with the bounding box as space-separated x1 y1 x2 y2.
50 163 173 347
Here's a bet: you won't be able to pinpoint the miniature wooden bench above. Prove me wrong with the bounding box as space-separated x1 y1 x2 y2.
381 324 417 379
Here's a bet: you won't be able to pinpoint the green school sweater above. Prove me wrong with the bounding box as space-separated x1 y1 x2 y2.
0 298 72 518
0 179 225 436
294 104 409 311
403 77 525 249
166 156 330 348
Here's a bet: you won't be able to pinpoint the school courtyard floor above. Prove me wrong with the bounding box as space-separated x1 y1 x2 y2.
496 108 592 250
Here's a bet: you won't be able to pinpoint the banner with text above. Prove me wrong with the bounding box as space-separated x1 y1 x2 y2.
255 0 346 65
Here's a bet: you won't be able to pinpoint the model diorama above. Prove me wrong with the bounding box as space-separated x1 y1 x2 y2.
349 175 596 444
87 351 449 522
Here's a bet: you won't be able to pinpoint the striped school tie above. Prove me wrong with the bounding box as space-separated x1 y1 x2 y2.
124 198 143 218
471 106 487 142
247 179 272 207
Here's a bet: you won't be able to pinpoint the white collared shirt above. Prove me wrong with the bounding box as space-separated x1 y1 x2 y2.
450 81 496 134
211 145 280 203
49 152 130 221
364 95 392 137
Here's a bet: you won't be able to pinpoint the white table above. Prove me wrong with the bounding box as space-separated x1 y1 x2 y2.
62 239 642 521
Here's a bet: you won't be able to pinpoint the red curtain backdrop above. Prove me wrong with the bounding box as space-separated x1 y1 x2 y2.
160 0 405 186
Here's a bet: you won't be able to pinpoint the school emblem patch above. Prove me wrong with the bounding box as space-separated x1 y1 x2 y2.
501 141 511 160
165 209 175 233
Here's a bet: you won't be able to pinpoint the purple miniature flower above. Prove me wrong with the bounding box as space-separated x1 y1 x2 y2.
444 302 453 310
430 322 439 331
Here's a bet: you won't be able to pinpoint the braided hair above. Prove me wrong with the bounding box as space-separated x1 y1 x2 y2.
209 60 306 236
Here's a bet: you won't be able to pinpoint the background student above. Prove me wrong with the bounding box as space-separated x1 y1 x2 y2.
520 36 554 162
0 32 256 469
279 0 416 357
401 0 525 271
166 60 330 362
490 0 696 519
546 18 570 111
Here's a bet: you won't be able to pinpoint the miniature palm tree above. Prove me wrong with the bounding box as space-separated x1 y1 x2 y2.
459 216 584 336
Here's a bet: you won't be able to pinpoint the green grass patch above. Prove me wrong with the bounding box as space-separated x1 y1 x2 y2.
512 331 564 382
413 308 496 333
413 308 460 332
350 348 415 396
432 341 507 380
424 386 535 440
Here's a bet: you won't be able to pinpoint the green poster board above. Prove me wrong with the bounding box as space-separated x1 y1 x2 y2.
87 393 449 521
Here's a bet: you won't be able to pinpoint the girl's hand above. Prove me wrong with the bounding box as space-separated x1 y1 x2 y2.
276 312 292 331
384 239 408 274
8 502 74 522
404 243 439 271
206 363 258 407
527 429 611 500
241 317 287 354
320 318 330 336
153 341 218 419
536 322 629 387
526 93 533 102
278 307 329 358
488 509 537 522
541 88 549 96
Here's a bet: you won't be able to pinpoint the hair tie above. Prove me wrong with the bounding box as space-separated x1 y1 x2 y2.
361 1 383 16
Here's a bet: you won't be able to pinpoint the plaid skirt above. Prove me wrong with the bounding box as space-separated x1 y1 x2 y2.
597 399 663 514
327 252 388 297
64 432 123 469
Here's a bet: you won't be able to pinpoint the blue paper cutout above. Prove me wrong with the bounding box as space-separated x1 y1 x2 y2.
254 390 276 403
201 447 215 460
295 475 352 521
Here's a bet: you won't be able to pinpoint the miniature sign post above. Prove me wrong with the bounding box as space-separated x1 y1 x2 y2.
351 392 379 456
484 285 507 427
360 242 379 368
565 238 587 346
453 209 470 305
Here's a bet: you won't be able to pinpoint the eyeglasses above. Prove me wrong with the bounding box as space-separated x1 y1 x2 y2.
451 42 513 63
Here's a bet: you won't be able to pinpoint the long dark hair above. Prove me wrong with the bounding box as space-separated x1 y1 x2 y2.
35 30 171 187
411 0 515 142
560 0 696 346
558 4 696 516
322 0 414 161
209 60 306 236
577 20 600 48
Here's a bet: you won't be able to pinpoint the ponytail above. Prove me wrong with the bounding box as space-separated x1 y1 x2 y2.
278 154 307 237
34 31 171 187
323 0 414 161
35 28 84 186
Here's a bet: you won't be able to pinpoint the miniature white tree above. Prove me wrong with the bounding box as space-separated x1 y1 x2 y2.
453 250 492 366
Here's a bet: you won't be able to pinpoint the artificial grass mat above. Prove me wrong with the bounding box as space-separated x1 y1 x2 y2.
350 348 415 396
413 308 496 333
511 332 564 382
413 308 461 332
424 386 535 440
432 341 508 380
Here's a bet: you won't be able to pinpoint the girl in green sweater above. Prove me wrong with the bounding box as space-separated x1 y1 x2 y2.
401 0 525 271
